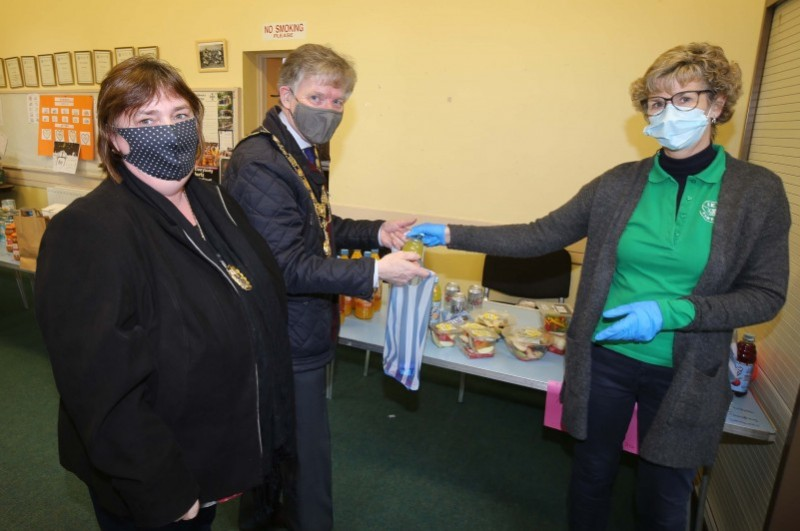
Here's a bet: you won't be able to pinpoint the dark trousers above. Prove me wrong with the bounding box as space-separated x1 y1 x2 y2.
239 365 332 531
89 490 216 531
285 365 333 531
568 344 695 531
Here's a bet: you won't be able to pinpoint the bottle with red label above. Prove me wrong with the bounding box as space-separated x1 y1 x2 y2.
730 332 757 397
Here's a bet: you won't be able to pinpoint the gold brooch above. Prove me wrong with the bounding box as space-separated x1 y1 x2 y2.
226 265 253 291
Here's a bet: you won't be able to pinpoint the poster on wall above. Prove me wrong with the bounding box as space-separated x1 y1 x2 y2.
37 95 95 161
193 89 238 184
52 141 80 174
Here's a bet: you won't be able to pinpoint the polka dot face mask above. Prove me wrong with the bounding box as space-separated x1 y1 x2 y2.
115 118 199 181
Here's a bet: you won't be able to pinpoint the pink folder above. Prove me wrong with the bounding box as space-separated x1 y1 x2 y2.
545 380 639 455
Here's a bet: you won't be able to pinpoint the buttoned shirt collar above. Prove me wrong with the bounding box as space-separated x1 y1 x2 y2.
278 108 312 150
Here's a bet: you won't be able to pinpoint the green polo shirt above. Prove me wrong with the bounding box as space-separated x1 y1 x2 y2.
595 145 725 367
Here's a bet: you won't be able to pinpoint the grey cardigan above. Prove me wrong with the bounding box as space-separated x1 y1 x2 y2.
450 153 790 468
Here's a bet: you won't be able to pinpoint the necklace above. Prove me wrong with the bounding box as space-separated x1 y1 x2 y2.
182 190 207 241
182 190 253 291
249 126 332 257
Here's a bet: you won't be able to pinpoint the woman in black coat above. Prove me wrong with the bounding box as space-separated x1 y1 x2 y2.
35 56 295 530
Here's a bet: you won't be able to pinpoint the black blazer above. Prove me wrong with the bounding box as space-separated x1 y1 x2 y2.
224 106 383 372
35 174 294 527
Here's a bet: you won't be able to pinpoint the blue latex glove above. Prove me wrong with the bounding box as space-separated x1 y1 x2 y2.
594 301 663 342
407 223 447 247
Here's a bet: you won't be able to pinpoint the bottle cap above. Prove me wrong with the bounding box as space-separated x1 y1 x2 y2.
743 333 756 342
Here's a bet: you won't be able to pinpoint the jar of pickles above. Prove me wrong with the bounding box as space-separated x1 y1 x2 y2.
402 235 425 285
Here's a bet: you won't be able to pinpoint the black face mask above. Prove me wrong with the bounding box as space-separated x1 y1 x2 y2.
115 118 199 180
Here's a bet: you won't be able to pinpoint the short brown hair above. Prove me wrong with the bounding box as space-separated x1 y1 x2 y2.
97 56 204 182
630 42 742 128
278 44 357 98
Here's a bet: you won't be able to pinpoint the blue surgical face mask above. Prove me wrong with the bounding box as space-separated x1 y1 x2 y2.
643 105 710 152
115 118 199 180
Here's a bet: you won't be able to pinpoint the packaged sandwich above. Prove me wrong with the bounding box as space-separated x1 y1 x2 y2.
504 326 548 361
458 323 500 359
431 321 459 348
474 309 513 333
430 314 471 348
545 331 567 355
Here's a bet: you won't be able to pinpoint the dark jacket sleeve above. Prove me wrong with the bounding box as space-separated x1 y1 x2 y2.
331 214 384 252
224 154 375 298
35 204 197 526
448 177 597 257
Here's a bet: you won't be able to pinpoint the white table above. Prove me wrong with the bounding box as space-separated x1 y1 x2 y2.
0 249 32 309
338 298 776 441
339 295 775 531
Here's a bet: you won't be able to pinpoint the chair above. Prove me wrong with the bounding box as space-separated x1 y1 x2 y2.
482 249 572 303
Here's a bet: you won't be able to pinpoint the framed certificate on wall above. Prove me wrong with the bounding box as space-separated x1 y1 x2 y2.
137 46 159 58
54 51 75 85
21 56 39 87
74 51 94 85
93 50 113 84
115 47 135 64
38 54 57 87
0 60 7 88
4 57 23 89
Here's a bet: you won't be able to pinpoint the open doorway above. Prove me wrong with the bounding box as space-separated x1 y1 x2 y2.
241 50 289 135
240 48 331 175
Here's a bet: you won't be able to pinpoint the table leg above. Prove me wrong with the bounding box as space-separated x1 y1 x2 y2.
15 271 29 310
458 373 466 403
363 350 371 376
693 466 710 531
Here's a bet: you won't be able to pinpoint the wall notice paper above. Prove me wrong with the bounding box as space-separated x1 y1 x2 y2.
544 380 639 455
27 94 39 124
262 21 307 40
38 95 95 160
52 141 80 174
194 90 236 184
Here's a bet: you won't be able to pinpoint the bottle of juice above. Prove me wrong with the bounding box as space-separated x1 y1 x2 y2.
429 276 442 324
352 250 373 320
731 333 757 396
338 249 352 319
371 249 382 312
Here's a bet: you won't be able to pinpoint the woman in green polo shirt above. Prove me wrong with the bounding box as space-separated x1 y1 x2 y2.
408 42 790 531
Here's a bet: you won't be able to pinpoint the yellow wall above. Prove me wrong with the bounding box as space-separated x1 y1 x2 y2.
0 0 766 224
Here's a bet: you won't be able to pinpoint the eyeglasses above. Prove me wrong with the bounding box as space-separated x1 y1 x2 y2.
643 90 715 117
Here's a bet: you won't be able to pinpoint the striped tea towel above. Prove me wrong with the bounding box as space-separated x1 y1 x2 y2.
383 274 436 390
